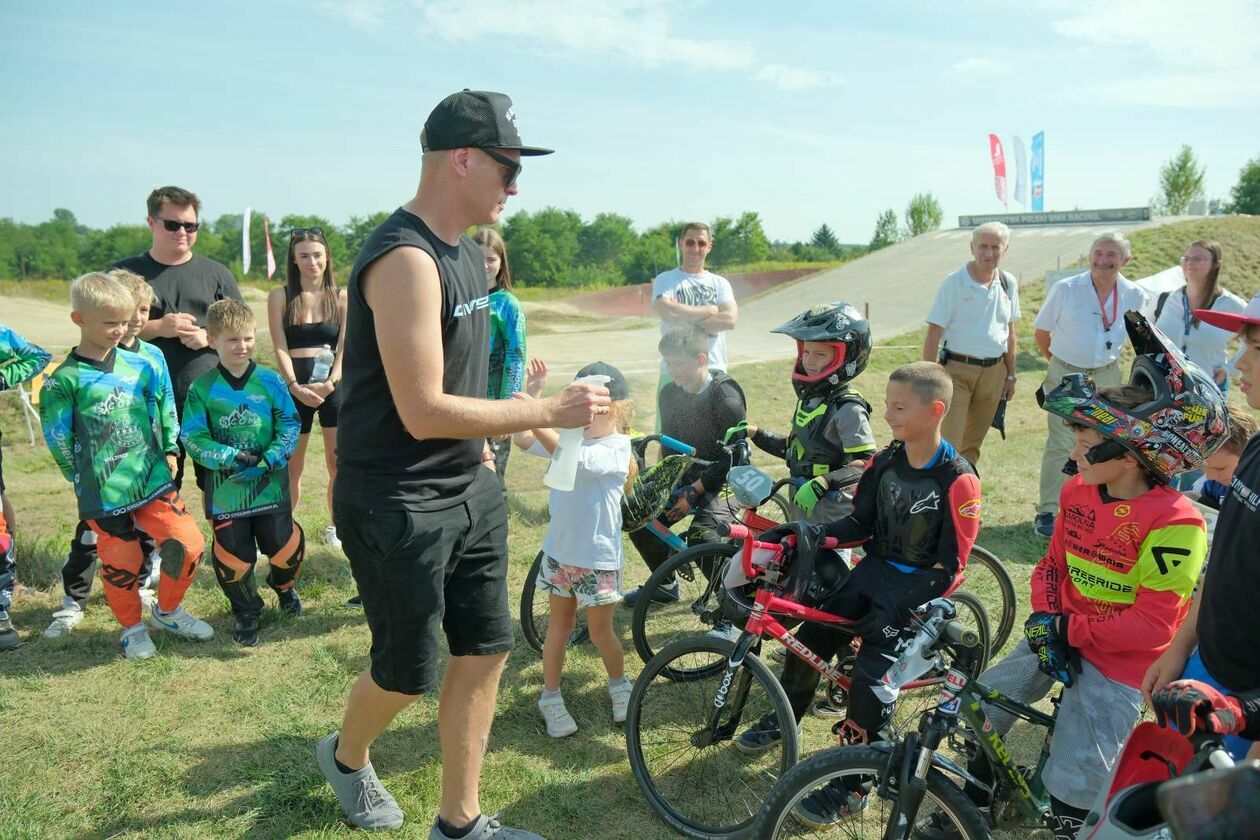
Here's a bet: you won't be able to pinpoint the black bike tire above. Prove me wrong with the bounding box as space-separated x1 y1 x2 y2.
965 545 1017 653
519 550 547 654
627 635 800 840
751 745 990 839
631 542 740 679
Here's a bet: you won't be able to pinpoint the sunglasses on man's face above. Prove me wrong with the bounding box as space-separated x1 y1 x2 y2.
480 148 521 190
290 227 324 238
683 238 711 248
157 218 200 233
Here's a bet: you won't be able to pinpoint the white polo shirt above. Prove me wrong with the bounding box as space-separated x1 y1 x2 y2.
925 264 1020 358
1033 271 1150 369
1153 285 1247 375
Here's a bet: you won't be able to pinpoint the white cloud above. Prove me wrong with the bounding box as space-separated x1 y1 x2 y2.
951 56 1011 74
755 64 845 90
1080 72 1260 109
318 0 395 30
408 0 834 89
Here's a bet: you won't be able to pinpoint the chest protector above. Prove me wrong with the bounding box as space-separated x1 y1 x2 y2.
787 390 870 479
868 447 956 569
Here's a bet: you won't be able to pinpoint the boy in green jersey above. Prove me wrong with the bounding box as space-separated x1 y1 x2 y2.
181 299 303 646
40 272 210 660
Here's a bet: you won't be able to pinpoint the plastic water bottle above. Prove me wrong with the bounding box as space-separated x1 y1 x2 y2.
543 374 610 492
310 345 334 383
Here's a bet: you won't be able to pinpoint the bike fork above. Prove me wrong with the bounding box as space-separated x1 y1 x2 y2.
701 633 758 742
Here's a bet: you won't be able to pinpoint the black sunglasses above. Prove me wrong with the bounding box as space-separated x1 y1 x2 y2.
290 227 325 238
480 148 521 189
157 217 200 233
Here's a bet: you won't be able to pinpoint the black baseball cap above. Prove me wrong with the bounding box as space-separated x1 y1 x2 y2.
576 361 630 400
421 89 554 156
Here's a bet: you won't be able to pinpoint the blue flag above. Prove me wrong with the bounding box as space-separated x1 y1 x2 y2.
1031 132 1045 212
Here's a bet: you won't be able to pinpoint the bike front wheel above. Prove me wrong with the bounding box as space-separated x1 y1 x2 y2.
752 745 990 839
627 635 799 839
962 544 1017 654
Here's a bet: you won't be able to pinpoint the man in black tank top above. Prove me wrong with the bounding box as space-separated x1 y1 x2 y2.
316 90 609 840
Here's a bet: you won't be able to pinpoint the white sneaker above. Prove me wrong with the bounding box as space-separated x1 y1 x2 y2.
144 550 162 588
538 694 578 738
149 604 214 640
139 587 157 611
121 624 157 660
43 597 85 638
609 681 633 723
324 526 342 550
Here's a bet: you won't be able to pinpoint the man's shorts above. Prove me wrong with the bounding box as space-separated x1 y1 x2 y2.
536 554 622 608
335 469 513 695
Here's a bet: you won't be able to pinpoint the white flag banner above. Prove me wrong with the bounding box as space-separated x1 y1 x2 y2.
1013 136 1028 207
242 207 252 275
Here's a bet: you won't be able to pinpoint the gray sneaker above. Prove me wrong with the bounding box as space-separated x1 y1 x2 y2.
430 814 545 840
316 732 404 831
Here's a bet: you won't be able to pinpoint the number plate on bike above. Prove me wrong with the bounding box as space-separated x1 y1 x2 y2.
727 465 774 507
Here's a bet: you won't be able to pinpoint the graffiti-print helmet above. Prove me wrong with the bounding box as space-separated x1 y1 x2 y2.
1039 311 1229 483
772 301 872 399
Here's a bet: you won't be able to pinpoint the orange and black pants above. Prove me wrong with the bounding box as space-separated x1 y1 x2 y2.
86 491 205 628
211 512 304 621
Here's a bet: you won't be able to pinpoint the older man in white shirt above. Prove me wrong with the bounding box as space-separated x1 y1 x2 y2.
1031 231 1149 537
923 221 1020 464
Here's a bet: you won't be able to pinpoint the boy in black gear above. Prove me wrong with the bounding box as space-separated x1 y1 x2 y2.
732 301 877 522
737 362 982 828
624 324 746 607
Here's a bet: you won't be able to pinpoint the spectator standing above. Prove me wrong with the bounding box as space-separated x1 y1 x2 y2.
472 227 526 488
923 221 1020 464
1152 239 1246 391
651 223 738 379
1031 232 1148 538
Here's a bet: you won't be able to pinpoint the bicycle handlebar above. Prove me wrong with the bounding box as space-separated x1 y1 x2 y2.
942 619 981 650
718 522 842 580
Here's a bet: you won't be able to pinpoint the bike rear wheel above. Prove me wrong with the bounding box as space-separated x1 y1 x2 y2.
631 542 739 679
961 544 1016 653
751 744 990 839
627 635 799 839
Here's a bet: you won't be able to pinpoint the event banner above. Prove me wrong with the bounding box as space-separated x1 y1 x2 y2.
242 207 252 275
958 206 1151 228
1030 131 1045 211
989 133 1007 206
1013 136 1028 207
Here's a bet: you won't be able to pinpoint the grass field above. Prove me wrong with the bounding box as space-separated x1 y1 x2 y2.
1 215 1258 839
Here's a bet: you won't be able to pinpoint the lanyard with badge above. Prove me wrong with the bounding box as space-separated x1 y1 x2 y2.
1098 283 1119 350
1179 287 1219 354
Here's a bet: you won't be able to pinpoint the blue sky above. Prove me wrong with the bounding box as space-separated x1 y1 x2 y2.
1 1 1256 245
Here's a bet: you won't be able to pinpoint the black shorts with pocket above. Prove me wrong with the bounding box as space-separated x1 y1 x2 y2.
335 468 513 695
291 356 342 434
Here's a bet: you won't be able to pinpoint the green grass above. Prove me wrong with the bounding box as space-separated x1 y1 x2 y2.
2 215 1259 838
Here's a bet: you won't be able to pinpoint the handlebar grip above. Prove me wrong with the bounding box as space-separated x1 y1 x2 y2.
943 620 980 649
659 435 696 457
721 522 749 540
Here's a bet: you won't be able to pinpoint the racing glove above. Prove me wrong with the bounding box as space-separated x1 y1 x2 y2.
231 452 268 481
1024 611 1077 687
1152 680 1247 736
723 421 749 445
793 477 829 515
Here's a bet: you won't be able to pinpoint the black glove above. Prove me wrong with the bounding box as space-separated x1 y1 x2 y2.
1024 611 1078 687
231 451 268 481
848 567 952 638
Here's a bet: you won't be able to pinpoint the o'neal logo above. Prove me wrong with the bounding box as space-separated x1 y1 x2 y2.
957 499 982 519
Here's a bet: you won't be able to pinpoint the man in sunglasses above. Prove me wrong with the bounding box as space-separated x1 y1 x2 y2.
317 90 608 840
112 185 243 490
652 222 739 380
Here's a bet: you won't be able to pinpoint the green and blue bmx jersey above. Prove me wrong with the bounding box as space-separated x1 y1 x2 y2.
0 323 52 391
120 337 175 425
180 362 299 521
40 348 179 520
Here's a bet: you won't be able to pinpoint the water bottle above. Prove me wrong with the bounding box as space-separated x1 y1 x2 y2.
543 374 610 492
310 345 334 383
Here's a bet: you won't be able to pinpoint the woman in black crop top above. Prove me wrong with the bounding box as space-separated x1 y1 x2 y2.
267 228 348 552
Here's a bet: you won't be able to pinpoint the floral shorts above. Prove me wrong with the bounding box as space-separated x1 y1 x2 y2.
536 555 623 608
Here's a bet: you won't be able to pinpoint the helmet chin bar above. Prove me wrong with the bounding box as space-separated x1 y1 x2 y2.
1085 439 1129 465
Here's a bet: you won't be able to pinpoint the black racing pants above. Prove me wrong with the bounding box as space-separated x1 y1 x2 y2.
628 490 735 584
210 512 304 621
62 519 155 606
779 558 951 741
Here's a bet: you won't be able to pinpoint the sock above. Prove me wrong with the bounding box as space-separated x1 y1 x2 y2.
541 688 562 702
331 736 360 775
608 675 631 690
437 814 481 838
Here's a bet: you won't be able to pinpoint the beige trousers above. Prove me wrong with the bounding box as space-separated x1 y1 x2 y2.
1037 355 1122 514
940 358 1007 464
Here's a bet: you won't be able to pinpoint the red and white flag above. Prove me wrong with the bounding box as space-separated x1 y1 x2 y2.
989 133 1008 207
263 215 277 280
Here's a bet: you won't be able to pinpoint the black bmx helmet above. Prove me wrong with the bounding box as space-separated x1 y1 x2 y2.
771 301 872 399
1038 311 1230 483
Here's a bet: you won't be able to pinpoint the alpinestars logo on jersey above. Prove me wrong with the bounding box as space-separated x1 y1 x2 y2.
454 295 490 318
218 405 260 430
910 491 941 514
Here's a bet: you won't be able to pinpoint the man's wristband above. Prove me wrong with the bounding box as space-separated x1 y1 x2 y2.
1005 374 1016 382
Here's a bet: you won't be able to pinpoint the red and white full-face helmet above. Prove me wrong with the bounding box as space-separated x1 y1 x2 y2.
771 302 872 400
